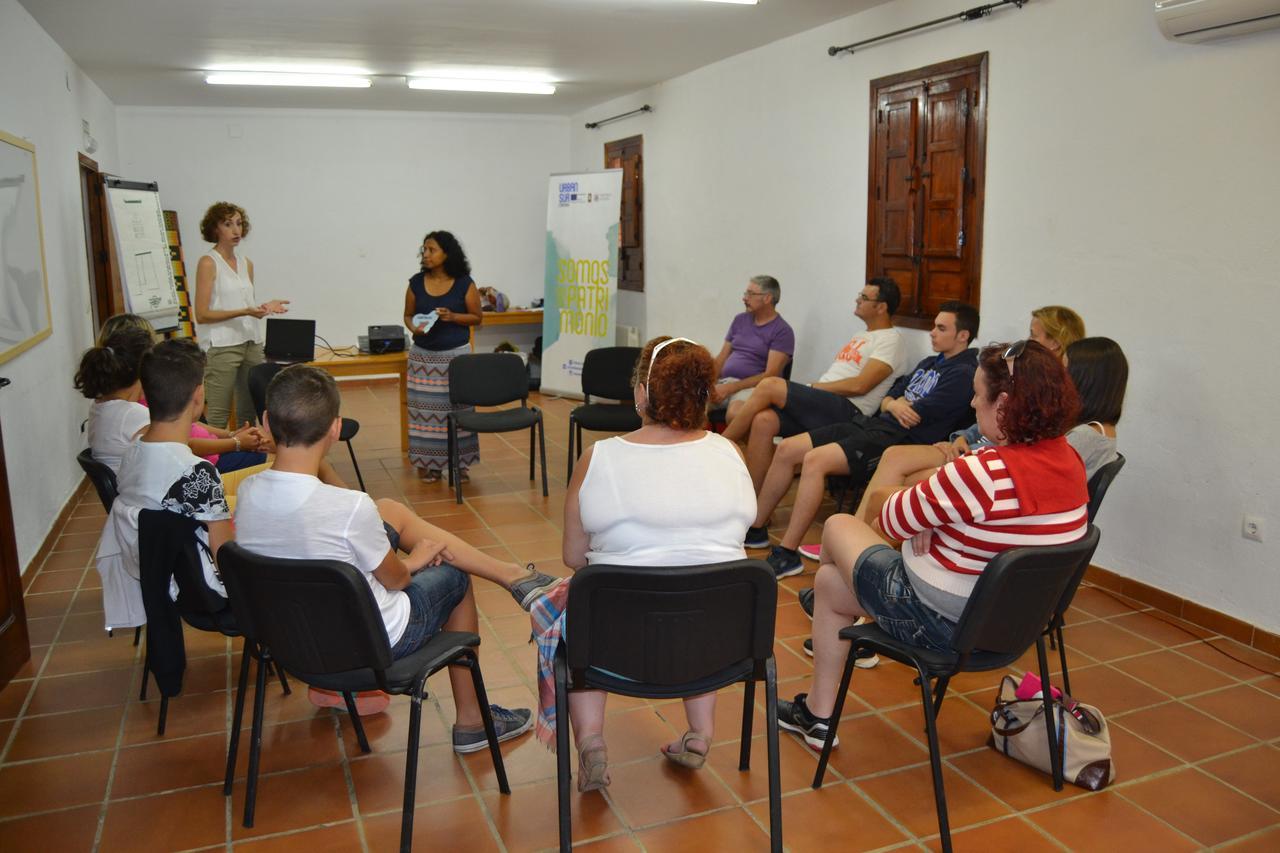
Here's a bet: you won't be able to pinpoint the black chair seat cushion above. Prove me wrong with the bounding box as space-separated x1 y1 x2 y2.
579 658 757 700
294 630 480 695
180 606 239 635
838 623 1018 675
455 407 538 433
571 403 641 433
339 418 360 441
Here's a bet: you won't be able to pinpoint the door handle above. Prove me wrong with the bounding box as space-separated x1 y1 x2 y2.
0 378 10 389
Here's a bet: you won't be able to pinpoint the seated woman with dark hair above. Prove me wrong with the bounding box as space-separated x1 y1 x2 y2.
778 339 1090 748
534 336 755 792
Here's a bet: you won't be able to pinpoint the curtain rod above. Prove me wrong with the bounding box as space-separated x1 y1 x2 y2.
828 0 1027 57
585 104 652 130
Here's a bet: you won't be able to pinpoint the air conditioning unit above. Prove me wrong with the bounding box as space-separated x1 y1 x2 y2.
1155 0 1280 42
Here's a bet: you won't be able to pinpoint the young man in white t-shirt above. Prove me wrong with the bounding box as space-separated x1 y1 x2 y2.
721 278 907 495
233 365 544 751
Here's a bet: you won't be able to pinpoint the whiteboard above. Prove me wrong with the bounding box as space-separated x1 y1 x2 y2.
0 129 53 366
105 179 181 329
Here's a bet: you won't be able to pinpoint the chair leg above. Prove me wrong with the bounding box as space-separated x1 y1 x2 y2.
554 652 572 853
133 625 142 646
345 439 366 493
566 415 576 482
915 662 952 852
139 666 149 701
932 675 952 717
401 686 426 853
243 650 270 828
276 665 291 696
157 695 169 736
224 644 253 795
450 418 464 505
537 416 548 497
529 420 536 481
739 680 756 771
765 658 783 853
813 642 860 788
1036 638 1065 791
342 692 372 754
576 423 583 460
464 652 510 794
1056 625 1072 696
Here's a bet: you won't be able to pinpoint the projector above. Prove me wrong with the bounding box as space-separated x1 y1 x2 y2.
366 324 406 354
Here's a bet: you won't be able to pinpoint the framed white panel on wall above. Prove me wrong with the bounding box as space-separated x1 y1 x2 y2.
0 129 53 366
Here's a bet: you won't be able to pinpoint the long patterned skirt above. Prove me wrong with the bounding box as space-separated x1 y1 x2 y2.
408 344 479 474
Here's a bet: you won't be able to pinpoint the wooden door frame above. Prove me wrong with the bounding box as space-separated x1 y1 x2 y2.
0 401 32 687
866 52 988 330
604 134 644 293
78 154 119 332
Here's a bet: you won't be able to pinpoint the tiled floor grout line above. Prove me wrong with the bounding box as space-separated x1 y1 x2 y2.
91 640 147 852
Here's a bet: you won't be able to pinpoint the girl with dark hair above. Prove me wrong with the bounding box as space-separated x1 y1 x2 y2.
535 337 756 792
403 230 484 481
76 327 155 473
1063 336 1127 478
777 340 1090 749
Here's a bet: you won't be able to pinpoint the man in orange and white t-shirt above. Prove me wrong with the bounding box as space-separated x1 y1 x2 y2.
722 277 907 492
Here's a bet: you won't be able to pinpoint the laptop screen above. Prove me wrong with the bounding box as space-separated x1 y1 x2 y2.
264 318 316 363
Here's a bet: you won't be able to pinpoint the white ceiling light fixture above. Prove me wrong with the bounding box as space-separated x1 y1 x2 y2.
406 77 556 95
697 0 760 5
204 71 371 88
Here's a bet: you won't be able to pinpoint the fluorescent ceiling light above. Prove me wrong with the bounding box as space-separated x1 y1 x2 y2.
204 72 371 88
698 0 759 4
407 77 555 95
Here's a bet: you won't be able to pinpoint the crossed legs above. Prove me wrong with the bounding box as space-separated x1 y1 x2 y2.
376 498 532 589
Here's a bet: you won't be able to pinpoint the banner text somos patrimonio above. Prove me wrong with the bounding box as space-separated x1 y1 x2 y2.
557 259 612 337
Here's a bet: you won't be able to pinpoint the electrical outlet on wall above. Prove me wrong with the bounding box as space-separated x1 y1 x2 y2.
1242 515 1264 543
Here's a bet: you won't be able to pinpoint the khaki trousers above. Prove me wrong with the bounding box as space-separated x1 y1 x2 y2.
203 341 265 430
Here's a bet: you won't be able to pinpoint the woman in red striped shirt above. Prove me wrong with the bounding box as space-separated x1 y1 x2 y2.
778 340 1090 748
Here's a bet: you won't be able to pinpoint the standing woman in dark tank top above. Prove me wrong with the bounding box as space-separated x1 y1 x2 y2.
403 230 484 481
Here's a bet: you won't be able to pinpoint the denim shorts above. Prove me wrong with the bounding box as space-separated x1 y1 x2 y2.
853 545 957 653
389 565 470 660
775 381 859 436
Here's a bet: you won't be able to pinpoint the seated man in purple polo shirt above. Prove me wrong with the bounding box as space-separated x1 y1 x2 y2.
711 275 795 420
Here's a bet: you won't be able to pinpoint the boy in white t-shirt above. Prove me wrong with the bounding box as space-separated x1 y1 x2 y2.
721 278 907 494
233 365 541 751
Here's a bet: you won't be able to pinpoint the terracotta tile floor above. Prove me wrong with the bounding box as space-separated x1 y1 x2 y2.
4 381 1279 851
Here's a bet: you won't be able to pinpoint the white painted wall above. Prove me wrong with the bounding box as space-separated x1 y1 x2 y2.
0 0 119 572
116 108 569 349
569 0 1280 631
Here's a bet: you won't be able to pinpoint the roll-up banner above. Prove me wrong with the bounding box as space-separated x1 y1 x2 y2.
540 169 623 398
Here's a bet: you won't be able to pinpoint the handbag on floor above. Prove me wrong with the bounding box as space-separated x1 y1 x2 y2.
989 674 1115 790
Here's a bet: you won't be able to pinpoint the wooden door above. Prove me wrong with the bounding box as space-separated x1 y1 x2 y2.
867 54 987 328
78 154 119 331
604 135 644 292
0 378 32 687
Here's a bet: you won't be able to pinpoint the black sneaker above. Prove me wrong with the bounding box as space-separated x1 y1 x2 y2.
798 587 815 619
802 638 880 668
508 565 563 611
777 693 837 750
767 545 803 579
744 525 771 549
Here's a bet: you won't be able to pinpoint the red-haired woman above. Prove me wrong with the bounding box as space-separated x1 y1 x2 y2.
545 336 755 791
777 340 1090 749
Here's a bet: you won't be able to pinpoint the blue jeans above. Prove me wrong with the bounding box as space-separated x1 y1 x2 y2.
390 565 470 660
854 545 957 653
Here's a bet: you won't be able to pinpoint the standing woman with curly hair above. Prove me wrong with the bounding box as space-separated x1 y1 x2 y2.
193 202 289 429
403 230 484 481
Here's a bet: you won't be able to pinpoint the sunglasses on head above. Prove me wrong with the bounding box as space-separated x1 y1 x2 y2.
1002 339 1027 377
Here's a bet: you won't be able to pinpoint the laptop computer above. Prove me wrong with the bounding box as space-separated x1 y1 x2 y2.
264 318 316 363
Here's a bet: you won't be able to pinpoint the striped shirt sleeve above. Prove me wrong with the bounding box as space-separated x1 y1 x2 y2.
880 453 1006 542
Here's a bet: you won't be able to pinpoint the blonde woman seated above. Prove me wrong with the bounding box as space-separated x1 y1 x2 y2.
559 336 755 791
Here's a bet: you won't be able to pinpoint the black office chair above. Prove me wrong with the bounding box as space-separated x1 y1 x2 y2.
218 543 511 849
446 352 548 504
77 447 118 511
1086 453 1125 524
135 510 288 736
706 358 793 427
566 346 641 481
809 527 1101 853
554 560 782 852
247 362 366 492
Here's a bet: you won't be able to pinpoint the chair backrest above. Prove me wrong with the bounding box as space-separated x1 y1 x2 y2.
1086 453 1125 524
580 346 640 402
76 448 119 511
247 362 286 425
781 358 793 381
218 542 393 682
564 560 776 685
949 526 1101 658
448 352 528 407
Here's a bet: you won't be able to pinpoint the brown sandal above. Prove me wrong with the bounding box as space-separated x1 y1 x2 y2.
661 730 711 769
576 734 610 792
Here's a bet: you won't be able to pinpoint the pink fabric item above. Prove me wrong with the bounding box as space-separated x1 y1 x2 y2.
189 422 220 465
307 687 391 716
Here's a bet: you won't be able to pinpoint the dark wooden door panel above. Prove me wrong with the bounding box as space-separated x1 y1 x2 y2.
921 82 969 260
605 135 644 292
0 386 32 687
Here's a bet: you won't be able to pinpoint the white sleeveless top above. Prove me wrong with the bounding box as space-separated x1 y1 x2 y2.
578 432 755 567
195 249 260 349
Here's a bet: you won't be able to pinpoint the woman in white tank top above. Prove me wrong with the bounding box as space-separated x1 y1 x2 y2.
193 202 290 430
561 337 756 792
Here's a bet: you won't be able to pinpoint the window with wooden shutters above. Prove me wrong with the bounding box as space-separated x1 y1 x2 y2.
867 53 987 329
604 135 643 292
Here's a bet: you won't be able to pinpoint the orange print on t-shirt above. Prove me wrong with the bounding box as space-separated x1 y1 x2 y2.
836 338 866 365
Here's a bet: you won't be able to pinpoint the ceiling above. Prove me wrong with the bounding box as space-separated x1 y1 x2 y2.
20 0 886 115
